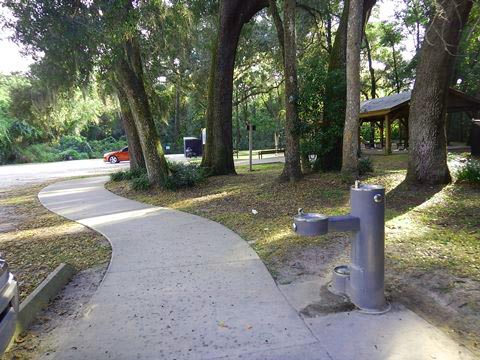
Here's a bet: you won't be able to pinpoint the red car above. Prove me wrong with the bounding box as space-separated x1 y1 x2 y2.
104 146 129 164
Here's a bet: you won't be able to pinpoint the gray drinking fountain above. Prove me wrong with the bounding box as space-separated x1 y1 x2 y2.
293 181 390 314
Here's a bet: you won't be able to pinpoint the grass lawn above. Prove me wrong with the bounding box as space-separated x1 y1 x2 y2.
0 183 111 301
107 153 480 353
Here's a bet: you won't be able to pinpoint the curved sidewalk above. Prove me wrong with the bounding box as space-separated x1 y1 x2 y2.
38 177 326 360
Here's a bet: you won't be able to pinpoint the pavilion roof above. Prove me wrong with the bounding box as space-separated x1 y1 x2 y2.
359 88 480 120
360 91 411 115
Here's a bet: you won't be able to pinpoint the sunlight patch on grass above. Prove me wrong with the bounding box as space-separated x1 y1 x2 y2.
0 184 111 300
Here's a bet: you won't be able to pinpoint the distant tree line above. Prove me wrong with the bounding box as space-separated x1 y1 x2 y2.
2 0 479 185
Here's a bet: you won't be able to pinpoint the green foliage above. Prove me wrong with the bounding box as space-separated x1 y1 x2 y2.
456 160 480 184
455 2 480 96
111 168 147 182
58 135 93 154
298 45 341 159
358 157 374 175
164 162 207 190
111 162 205 191
0 73 124 164
363 22 415 97
17 144 61 163
59 149 89 161
89 137 128 158
8 135 127 164
131 174 152 191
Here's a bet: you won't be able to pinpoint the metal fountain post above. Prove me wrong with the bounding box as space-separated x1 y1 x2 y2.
293 181 390 314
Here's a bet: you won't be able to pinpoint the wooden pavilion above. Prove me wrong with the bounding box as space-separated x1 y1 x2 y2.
359 88 480 155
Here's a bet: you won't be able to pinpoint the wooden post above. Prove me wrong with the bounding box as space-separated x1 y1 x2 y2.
405 115 410 150
370 121 375 148
380 121 384 149
384 114 392 155
358 121 362 156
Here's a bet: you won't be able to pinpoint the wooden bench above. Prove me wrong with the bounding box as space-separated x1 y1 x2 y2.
258 148 285 159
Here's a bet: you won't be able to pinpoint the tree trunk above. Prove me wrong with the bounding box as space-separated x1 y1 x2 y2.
342 0 364 174
174 83 181 148
201 39 218 169
115 38 169 186
116 85 145 171
406 0 473 185
364 33 376 99
279 0 302 181
203 0 268 175
391 43 401 93
326 1 333 53
317 0 376 171
269 0 285 59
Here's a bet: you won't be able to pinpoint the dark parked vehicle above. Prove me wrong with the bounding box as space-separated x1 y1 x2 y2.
183 137 202 158
0 259 18 355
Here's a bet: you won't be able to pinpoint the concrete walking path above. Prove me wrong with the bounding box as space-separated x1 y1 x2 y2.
38 177 325 359
38 177 477 360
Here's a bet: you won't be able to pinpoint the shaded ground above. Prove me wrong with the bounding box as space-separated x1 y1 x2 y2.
4 264 108 360
0 183 111 359
0 183 111 301
107 154 480 355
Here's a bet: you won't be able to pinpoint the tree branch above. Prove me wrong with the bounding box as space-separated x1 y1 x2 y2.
268 0 285 62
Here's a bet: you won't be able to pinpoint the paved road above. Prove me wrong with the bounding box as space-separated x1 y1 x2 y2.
0 159 129 189
0 154 285 189
37 177 476 360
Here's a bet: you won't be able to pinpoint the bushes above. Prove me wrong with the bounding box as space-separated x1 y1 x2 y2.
358 156 374 175
164 162 206 190
59 149 89 160
8 135 129 164
110 168 151 191
111 168 147 182
58 135 128 159
89 136 127 158
19 144 62 163
131 174 151 191
110 162 206 191
58 135 92 155
456 159 480 184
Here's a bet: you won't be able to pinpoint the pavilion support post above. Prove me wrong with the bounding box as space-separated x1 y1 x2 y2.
384 114 392 155
400 118 407 149
358 121 362 155
398 120 403 148
380 121 384 149
405 117 409 149
370 122 375 148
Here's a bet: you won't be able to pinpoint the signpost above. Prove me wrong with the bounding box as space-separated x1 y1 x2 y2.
247 123 256 172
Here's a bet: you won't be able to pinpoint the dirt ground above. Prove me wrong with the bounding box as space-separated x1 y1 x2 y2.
4 264 108 360
272 235 480 354
0 182 111 359
107 154 480 356
0 183 111 301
